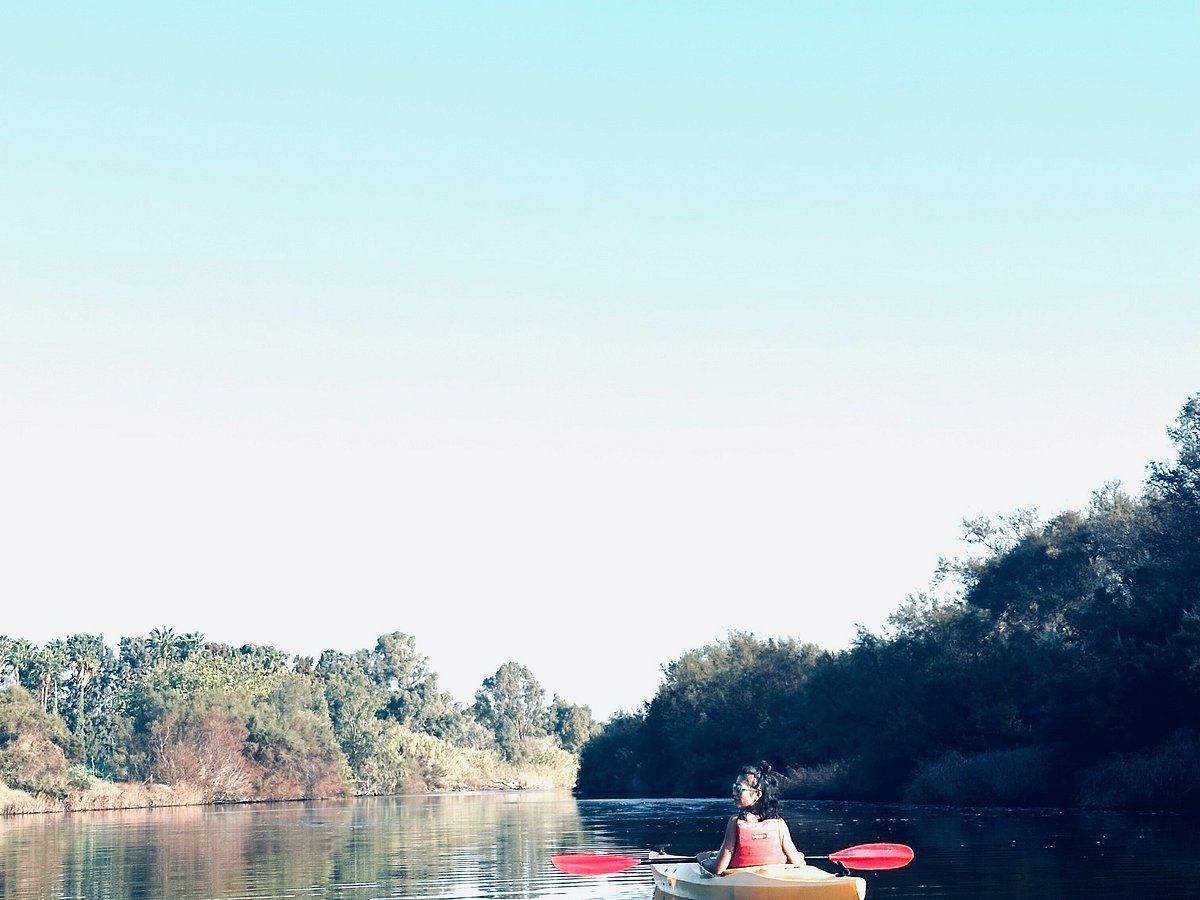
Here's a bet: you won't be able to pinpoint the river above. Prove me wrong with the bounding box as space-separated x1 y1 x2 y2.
1 793 1196 898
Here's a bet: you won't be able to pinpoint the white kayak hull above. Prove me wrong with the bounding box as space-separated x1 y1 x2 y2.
649 856 867 900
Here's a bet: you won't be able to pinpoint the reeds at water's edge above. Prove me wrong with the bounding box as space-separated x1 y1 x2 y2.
1 781 207 815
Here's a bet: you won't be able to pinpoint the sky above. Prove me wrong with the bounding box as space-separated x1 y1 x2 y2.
2 3 1197 720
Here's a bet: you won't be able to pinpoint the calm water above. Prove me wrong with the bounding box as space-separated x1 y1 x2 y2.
1 793 1197 899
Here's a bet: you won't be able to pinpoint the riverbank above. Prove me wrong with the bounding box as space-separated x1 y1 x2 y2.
0 776 553 816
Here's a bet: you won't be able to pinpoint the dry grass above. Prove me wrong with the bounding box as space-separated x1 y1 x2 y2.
67 782 207 811
0 782 61 814
510 744 578 790
1 779 208 815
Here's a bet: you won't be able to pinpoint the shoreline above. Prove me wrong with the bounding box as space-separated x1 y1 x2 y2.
0 779 544 817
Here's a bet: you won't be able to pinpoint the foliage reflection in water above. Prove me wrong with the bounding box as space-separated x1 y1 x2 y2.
2 794 1199 899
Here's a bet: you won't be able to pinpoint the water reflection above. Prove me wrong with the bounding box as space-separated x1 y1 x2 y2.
0 792 603 900
2 795 1199 899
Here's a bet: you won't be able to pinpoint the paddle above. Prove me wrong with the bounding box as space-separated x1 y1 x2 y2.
551 842 914 876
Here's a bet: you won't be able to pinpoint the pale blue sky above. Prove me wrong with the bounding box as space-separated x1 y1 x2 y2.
2 3 1197 717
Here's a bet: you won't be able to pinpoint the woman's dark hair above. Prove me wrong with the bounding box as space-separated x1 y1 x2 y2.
737 761 784 820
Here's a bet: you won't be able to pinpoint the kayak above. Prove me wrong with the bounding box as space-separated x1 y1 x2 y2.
649 854 867 900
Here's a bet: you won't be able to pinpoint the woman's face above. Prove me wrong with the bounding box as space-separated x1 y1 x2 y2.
732 773 761 809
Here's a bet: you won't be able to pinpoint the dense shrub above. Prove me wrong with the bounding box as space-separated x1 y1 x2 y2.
1078 732 1200 810
150 705 263 801
901 748 1057 807
246 675 349 799
0 688 76 798
783 760 856 801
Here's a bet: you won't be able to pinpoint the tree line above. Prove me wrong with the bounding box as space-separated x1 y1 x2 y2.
0 630 596 809
7 396 1198 812
576 395 1200 810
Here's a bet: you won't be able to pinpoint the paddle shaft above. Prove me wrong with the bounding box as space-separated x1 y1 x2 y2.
633 855 695 865
552 842 913 876
642 854 872 865
636 856 848 867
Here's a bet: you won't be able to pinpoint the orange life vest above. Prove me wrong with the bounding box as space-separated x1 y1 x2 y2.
728 817 787 868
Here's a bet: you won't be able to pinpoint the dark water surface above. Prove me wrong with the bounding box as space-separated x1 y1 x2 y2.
1 793 1196 899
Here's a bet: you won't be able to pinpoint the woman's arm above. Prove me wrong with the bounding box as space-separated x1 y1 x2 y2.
699 817 739 875
779 820 804 865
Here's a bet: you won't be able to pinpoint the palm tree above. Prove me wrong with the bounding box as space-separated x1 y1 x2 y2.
3 637 36 690
147 627 179 667
68 651 100 760
239 643 287 673
41 640 68 714
0 636 13 686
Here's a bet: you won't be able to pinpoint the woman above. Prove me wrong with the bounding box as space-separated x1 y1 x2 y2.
697 761 804 875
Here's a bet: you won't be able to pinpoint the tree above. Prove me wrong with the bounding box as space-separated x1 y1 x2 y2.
179 632 205 661
0 636 14 686
63 634 113 768
26 640 67 714
147 627 179 667
473 662 547 761
641 632 824 794
1147 394 1200 622
367 632 431 724
549 695 596 753
575 711 648 797
0 637 35 690
1150 394 1200 503
314 650 386 773
237 643 288 673
118 635 153 672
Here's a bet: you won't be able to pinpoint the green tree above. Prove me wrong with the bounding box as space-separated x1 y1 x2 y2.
0 636 14 686
179 631 205 661
315 649 386 774
549 695 596 753
367 632 431 724
21 639 67 715
238 643 288 673
118 635 153 672
0 637 36 691
473 662 547 761
147 627 179 667
41 640 69 715
1147 395 1200 687
575 711 648 796
643 632 825 794
63 634 115 769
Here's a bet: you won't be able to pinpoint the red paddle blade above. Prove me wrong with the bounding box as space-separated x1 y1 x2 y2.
828 843 914 870
551 854 643 875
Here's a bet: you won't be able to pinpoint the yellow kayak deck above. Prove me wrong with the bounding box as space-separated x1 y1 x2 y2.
650 856 867 900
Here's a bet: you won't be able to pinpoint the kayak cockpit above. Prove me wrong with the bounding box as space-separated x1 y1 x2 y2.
648 855 867 900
